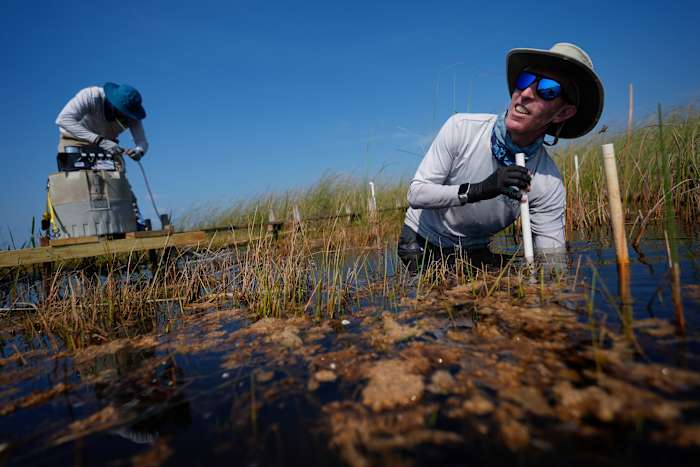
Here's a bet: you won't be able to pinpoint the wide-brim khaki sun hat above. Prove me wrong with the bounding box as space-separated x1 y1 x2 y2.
506 43 604 139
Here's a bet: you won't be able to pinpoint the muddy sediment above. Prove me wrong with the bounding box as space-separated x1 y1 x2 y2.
1 278 699 466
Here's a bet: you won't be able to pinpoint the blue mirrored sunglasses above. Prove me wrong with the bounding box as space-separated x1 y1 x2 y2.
514 71 562 101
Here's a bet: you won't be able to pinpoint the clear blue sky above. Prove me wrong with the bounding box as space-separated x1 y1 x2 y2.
1 0 698 247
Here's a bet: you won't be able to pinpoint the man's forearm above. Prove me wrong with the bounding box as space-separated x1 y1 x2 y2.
407 181 461 209
57 117 101 144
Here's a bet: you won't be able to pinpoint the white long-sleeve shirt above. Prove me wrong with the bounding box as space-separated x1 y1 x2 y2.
56 86 148 154
404 113 566 250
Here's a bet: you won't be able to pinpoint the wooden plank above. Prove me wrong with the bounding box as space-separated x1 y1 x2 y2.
0 227 273 269
49 236 100 247
125 229 174 239
0 246 55 268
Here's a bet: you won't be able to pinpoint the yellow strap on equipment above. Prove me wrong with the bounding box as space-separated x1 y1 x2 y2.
45 193 59 235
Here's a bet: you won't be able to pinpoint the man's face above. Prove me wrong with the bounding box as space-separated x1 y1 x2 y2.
114 110 132 130
505 67 577 145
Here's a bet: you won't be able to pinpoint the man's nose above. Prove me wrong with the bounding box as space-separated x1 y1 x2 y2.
520 82 537 99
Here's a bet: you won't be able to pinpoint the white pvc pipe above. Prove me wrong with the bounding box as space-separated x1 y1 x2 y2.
368 182 377 212
515 153 534 263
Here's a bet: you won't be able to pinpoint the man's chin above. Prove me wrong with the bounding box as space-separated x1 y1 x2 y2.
505 116 525 134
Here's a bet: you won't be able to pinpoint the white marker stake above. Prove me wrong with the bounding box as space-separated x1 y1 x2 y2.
368 182 378 221
515 153 534 264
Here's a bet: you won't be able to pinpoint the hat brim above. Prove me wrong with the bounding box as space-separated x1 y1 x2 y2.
104 82 146 121
507 48 604 138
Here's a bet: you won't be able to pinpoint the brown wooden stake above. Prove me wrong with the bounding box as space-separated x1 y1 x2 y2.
664 230 686 335
671 265 686 335
618 262 633 338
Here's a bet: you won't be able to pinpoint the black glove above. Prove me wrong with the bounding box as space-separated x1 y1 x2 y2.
98 139 124 155
459 166 531 203
126 148 145 161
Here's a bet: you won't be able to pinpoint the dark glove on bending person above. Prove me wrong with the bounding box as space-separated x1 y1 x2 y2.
98 138 124 155
126 148 144 161
459 166 531 204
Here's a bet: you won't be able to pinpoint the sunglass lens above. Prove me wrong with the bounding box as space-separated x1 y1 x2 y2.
537 78 561 100
515 72 537 91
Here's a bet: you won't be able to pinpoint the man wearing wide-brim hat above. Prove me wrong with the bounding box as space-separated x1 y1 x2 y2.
398 43 604 270
56 82 149 162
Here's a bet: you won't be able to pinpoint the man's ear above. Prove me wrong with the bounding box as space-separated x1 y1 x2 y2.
552 104 577 123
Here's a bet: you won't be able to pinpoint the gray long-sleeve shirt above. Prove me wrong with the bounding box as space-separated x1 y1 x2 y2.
55 86 148 154
404 113 566 250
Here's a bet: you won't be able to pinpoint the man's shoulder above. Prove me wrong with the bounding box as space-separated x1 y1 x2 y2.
447 113 497 127
76 86 105 99
442 113 497 139
534 147 563 184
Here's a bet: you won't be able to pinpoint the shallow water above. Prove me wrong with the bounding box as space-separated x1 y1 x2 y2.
1 233 699 466
569 236 700 368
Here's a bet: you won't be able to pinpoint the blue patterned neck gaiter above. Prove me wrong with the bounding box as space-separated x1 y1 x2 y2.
490 112 544 166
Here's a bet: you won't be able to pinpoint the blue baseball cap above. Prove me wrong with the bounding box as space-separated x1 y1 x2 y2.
103 82 146 120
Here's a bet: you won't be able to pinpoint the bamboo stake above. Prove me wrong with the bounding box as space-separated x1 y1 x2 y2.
601 143 633 330
515 153 534 264
601 144 629 266
657 103 685 335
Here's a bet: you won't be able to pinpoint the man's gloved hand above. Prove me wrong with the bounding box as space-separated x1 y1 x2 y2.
460 166 532 203
125 148 144 161
98 139 124 155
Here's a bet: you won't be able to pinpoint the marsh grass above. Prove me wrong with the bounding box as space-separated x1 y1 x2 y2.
2 212 573 352
554 107 699 233
2 109 698 352
0 216 395 349
175 109 699 237
180 172 409 231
